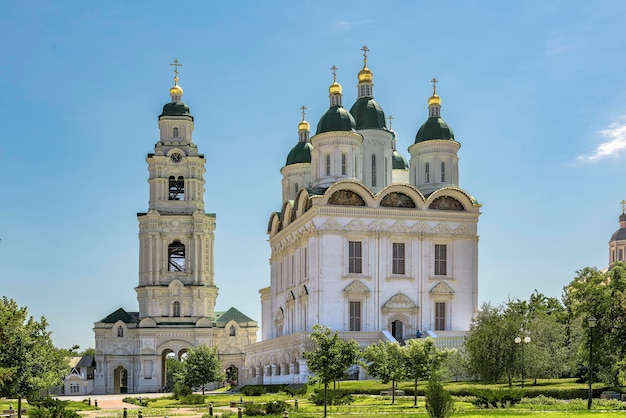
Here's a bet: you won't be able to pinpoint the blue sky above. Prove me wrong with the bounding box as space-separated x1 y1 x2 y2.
2 1 626 350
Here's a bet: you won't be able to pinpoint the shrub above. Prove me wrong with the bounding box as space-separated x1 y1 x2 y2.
173 381 193 398
470 388 524 408
241 385 265 396
122 397 151 407
425 374 455 418
284 383 307 396
264 400 289 414
242 403 265 416
27 398 80 418
180 394 206 405
309 389 354 406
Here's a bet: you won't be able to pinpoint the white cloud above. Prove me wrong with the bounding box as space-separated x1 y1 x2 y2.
577 119 626 163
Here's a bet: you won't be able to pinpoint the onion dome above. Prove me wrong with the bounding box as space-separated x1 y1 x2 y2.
316 66 357 134
286 107 314 165
350 98 386 129
388 116 408 169
414 78 454 143
610 204 626 242
358 66 373 83
160 60 192 119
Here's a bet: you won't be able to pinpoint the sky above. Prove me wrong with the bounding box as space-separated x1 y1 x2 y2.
1 1 626 351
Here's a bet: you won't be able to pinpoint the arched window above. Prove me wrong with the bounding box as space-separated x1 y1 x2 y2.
341 153 347 175
229 325 236 336
117 326 124 337
371 155 377 187
294 183 299 195
168 241 186 271
168 176 185 200
325 154 331 176
425 162 430 183
173 127 179 138
441 162 445 182
173 301 181 317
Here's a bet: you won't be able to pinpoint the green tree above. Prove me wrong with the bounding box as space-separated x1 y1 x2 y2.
303 325 361 417
403 338 448 407
362 341 406 404
425 371 454 418
181 345 224 394
0 297 70 418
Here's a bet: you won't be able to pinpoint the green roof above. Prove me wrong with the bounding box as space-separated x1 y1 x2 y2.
99 308 139 324
414 117 455 143
392 150 408 169
316 106 356 135
160 101 193 120
285 141 313 166
214 307 256 326
349 97 386 130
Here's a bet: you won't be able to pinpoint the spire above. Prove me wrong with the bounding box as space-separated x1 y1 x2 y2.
329 65 343 107
388 115 397 148
620 199 626 226
357 45 374 98
169 59 184 102
428 77 441 117
298 105 310 142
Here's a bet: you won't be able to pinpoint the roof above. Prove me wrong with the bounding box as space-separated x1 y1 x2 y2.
611 228 626 241
214 307 257 326
414 117 455 143
76 356 95 368
349 97 386 130
316 106 356 135
159 101 193 119
99 308 139 324
285 141 313 166
392 150 409 170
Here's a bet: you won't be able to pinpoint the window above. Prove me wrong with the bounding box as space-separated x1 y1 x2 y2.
173 301 181 317
392 243 405 275
441 162 445 182
341 153 347 175
229 325 236 336
434 244 447 276
620 248 624 261
117 326 124 337
349 301 361 331
435 302 446 331
173 127 179 138
371 155 377 187
168 241 186 271
168 176 185 200
348 241 362 274
325 154 331 176
294 182 299 195
425 162 430 183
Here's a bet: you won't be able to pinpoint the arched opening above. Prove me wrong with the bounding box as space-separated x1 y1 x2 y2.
168 176 185 200
173 301 181 317
226 365 238 386
168 241 186 271
117 326 124 337
113 366 128 394
162 351 177 392
391 320 404 342
173 127 179 138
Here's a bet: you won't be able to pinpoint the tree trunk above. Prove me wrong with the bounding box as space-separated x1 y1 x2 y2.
391 379 396 405
413 378 418 407
323 382 328 417
17 398 22 418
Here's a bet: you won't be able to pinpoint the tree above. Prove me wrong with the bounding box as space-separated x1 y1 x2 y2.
0 297 70 418
362 341 406 404
181 345 224 394
425 371 454 418
403 338 448 407
304 325 361 417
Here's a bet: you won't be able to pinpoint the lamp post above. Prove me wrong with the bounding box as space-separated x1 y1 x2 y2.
514 335 531 388
588 316 597 410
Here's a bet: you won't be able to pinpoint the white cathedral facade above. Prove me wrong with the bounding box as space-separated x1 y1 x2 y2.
92 67 257 394
242 49 481 385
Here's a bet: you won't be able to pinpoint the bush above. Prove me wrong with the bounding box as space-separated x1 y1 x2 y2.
122 397 151 407
470 388 524 408
241 385 266 396
243 403 265 416
309 388 354 406
27 398 80 418
425 374 455 418
180 394 206 405
284 383 307 396
173 381 193 398
264 400 289 414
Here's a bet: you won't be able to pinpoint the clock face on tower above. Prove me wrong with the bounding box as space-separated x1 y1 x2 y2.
170 152 183 163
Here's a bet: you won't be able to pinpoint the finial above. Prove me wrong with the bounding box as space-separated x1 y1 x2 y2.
621 199 626 213
170 59 183 84
300 105 307 121
331 65 338 82
361 45 369 68
387 115 394 130
431 77 438 95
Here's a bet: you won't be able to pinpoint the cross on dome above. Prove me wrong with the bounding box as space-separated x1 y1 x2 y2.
431 78 438 95
361 45 369 67
331 65 338 82
621 199 626 213
170 59 183 77
387 115 394 130
300 105 307 121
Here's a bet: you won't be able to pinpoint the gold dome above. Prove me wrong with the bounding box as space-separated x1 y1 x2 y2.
329 81 342 95
298 120 310 131
358 66 373 83
170 75 183 96
428 94 441 106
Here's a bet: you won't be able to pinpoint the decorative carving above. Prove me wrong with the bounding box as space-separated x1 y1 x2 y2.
380 192 416 208
369 219 388 232
381 292 419 314
432 223 454 235
429 196 464 211
345 219 368 232
430 282 455 295
412 222 432 234
319 218 343 231
343 280 370 295
455 224 474 235
328 190 366 206
389 221 412 233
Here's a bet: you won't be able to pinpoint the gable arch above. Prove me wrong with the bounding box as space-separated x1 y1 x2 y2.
376 184 426 209
281 200 295 228
426 187 480 213
267 212 282 236
294 189 311 217
323 181 375 207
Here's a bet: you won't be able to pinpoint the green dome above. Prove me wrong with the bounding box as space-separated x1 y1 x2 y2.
414 117 454 143
392 150 408 170
285 141 313 166
349 97 386 130
316 106 356 135
160 102 193 119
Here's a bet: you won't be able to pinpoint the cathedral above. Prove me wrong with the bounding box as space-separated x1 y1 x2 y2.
242 47 481 385
92 62 258 394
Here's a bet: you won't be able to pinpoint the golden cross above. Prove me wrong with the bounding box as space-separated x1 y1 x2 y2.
170 59 183 77
300 105 307 121
330 65 338 82
387 115 394 130
431 78 438 94
621 199 626 213
361 45 369 66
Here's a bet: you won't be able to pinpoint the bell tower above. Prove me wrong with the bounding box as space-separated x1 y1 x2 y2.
135 60 218 322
